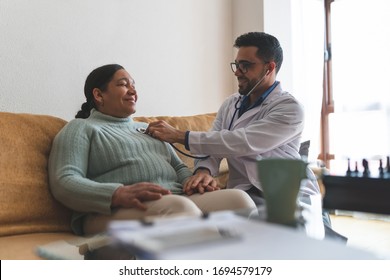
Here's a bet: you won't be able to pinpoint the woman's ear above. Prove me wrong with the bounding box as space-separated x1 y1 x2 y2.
92 88 104 106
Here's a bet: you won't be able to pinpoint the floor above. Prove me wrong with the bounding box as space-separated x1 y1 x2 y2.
330 212 390 259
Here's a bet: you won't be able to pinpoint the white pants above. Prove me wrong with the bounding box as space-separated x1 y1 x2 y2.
83 189 256 235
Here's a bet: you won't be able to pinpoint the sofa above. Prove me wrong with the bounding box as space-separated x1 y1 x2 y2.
0 111 231 260
0 111 326 260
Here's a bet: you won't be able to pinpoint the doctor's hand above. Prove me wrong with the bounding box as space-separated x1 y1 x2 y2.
146 120 186 144
111 183 171 210
183 170 220 196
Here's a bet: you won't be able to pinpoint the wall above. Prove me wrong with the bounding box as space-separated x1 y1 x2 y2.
231 0 264 89
0 0 324 159
1 0 258 121
232 0 264 47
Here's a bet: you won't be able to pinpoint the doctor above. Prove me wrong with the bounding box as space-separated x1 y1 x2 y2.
147 32 321 205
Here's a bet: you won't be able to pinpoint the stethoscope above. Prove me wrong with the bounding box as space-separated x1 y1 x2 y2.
136 80 278 160
228 81 279 130
136 127 209 159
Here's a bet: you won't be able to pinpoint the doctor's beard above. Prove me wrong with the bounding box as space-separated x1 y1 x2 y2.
238 77 258 96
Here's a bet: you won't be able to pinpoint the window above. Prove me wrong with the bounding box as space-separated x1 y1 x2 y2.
323 0 390 172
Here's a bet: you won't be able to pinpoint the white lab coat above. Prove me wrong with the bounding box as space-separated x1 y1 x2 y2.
189 82 320 196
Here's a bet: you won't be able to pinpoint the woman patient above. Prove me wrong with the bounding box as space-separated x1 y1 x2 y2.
48 64 255 236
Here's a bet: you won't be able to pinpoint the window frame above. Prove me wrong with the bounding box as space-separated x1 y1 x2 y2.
320 0 335 168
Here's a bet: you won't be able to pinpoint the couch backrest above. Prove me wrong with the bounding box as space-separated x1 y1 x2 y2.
0 112 72 237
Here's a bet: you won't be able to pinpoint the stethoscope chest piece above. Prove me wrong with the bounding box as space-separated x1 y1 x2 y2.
136 127 147 134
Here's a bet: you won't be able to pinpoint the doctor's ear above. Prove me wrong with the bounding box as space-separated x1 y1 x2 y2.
266 61 277 75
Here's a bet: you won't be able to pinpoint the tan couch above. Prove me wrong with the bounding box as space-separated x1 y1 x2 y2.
0 111 229 260
0 111 325 260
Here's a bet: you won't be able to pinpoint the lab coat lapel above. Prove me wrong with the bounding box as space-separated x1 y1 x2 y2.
229 88 280 130
231 107 260 129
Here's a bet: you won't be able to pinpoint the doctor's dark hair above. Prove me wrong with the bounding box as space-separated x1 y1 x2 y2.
234 32 283 74
75 64 124 119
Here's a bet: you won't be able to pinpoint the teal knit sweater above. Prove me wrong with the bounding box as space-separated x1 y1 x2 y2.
48 109 192 234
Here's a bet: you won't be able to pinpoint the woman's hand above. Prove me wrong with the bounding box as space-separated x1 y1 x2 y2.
183 169 220 196
111 182 171 210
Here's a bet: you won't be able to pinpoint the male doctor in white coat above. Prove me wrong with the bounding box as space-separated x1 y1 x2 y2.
147 32 321 205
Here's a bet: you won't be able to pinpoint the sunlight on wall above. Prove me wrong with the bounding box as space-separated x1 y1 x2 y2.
291 0 324 163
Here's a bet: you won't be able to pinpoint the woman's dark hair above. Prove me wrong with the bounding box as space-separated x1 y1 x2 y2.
75 64 124 118
234 32 283 74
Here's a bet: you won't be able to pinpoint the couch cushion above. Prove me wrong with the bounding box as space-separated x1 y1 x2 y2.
0 112 72 237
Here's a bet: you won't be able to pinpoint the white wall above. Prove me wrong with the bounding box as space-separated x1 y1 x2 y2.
0 0 245 121
232 0 264 44
0 0 330 169
231 0 264 89
263 0 293 92
0 0 323 158
3 0 316 127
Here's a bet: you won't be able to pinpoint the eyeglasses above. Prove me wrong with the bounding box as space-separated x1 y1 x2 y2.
230 61 270 74
230 61 257 74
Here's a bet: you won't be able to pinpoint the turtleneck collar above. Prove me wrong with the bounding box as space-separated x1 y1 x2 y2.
89 109 132 123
